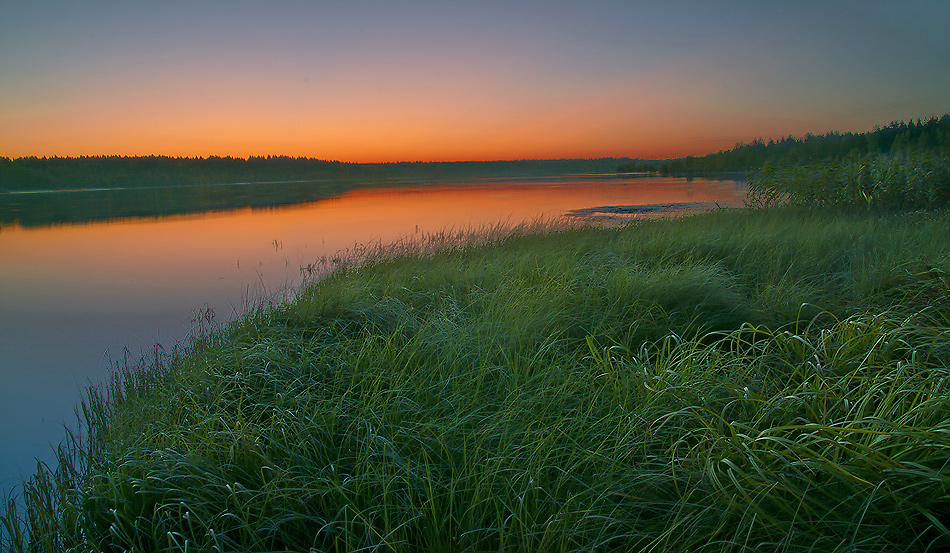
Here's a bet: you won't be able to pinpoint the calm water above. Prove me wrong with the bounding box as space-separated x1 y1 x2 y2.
0 175 746 495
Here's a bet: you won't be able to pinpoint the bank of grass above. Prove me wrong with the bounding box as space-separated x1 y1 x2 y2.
4 207 950 552
748 152 950 210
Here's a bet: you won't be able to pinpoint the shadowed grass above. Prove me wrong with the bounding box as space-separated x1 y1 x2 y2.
748 152 950 210
3 208 950 551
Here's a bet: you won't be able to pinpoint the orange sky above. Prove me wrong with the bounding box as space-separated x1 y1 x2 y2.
1 1 948 162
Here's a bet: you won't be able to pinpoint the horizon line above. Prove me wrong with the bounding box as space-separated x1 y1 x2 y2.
1 154 651 164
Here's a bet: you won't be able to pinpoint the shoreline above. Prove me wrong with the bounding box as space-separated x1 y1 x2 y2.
565 201 742 223
5 207 949 550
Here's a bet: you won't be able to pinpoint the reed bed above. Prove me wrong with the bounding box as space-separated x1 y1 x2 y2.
748 152 950 210
4 208 950 552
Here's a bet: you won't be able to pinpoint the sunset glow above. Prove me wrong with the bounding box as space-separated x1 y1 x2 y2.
2 1 948 161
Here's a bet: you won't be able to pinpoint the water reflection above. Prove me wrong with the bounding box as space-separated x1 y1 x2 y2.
0 175 746 493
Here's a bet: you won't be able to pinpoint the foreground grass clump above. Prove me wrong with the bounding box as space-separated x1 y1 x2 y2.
4 208 950 552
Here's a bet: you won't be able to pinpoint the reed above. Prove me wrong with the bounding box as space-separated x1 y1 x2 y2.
748 152 950 210
4 208 950 551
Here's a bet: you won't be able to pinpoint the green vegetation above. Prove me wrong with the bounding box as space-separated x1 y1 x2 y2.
5 113 950 550
739 116 950 212
0 157 634 228
620 111 950 175
0 179 359 228
0 157 637 193
750 152 950 210
616 160 660 174
4 206 950 551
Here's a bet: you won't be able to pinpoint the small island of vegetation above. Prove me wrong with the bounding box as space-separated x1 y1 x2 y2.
3 113 950 552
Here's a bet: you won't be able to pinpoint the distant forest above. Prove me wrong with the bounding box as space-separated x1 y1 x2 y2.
0 157 634 227
0 157 634 193
4 113 948 192
3 111 948 226
618 112 950 174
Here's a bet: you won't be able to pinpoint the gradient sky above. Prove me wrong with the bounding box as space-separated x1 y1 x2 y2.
2 1 948 162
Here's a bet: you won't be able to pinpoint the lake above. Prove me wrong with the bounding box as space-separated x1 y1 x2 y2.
0 174 746 496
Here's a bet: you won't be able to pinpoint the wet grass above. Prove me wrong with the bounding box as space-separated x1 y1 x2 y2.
4 208 950 552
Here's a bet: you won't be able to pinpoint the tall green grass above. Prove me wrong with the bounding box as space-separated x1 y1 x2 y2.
4 208 950 551
749 152 950 210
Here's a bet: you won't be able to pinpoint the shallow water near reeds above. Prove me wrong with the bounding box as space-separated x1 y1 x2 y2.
0 174 745 496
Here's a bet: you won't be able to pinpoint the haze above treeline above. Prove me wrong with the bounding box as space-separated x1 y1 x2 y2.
2 112 948 193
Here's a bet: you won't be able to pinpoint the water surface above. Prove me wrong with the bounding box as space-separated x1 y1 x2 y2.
0 175 746 494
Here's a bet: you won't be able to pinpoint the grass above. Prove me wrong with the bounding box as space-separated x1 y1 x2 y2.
748 152 950 210
3 207 950 552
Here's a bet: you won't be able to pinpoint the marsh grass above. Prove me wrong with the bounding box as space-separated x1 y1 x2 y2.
4 208 950 551
748 152 950 210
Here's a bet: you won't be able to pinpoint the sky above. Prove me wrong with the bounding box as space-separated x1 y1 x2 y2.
1 1 949 162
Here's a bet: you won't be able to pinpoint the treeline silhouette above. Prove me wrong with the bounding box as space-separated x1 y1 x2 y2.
0 180 358 228
0 156 634 193
618 112 950 174
0 157 634 227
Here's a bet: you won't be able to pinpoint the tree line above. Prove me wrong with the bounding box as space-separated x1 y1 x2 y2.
0 156 635 192
618 112 950 174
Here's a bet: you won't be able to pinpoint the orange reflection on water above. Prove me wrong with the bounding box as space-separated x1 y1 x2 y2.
2 176 749 308
2 177 747 302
